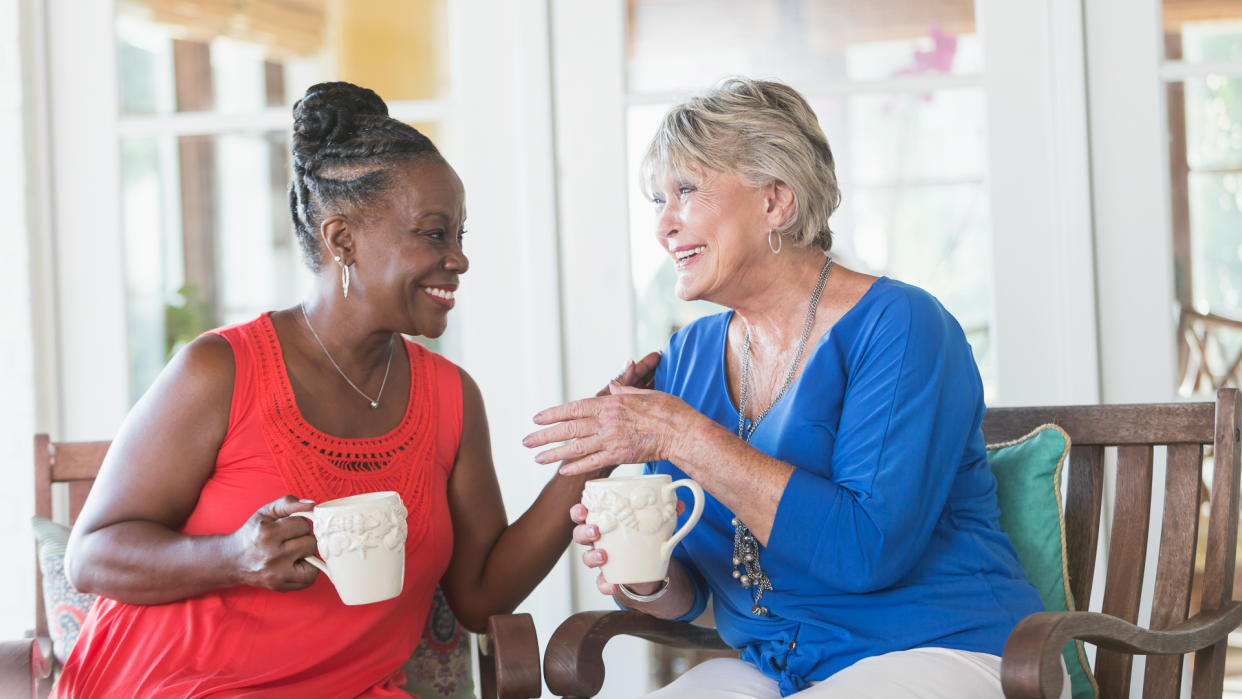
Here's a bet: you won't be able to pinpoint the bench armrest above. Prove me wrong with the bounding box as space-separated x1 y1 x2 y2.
544 610 729 697
477 613 541 699
0 635 53 699
1001 602 1242 699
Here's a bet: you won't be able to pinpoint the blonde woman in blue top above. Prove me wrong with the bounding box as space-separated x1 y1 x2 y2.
524 78 1059 698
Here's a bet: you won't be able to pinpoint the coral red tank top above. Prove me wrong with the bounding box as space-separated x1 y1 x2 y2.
54 313 462 698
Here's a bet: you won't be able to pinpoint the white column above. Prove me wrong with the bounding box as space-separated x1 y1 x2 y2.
0 0 37 639
978 0 1101 406
46 0 129 438
1084 0 1178 403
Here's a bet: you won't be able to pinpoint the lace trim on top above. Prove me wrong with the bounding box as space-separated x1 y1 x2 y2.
247 314 437 551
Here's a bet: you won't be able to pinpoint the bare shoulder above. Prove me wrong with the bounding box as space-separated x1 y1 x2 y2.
454 364 486 418
825 263 880 316
177 332 236 377
157 333 236 407
121 332 236 448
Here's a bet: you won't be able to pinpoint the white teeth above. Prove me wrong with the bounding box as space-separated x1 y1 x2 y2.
675 246 706 261
424 288 455 300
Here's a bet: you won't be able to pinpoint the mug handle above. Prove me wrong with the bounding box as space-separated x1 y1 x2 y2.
660 479 705 561
288 511 330 577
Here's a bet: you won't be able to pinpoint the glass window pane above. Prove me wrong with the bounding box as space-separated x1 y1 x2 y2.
1164 4 1242 62
116 0 447 115
1184 76 1242 171
830 89 987 184
626 0 982 94
120 130 314 401
1188 173 1242 312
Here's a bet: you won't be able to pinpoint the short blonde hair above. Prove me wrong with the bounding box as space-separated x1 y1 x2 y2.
641 77 841 251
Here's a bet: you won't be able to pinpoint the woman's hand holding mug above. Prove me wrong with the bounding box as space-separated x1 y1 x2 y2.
572 475 701 596
229 495 321 593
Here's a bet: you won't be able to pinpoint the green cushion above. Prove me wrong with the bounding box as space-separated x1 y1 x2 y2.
987 424 1098 699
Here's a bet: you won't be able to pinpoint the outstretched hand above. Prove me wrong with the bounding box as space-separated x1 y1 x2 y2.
229 495 321 592
524 379 693 476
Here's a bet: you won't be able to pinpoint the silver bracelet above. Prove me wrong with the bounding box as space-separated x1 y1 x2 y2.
617 578 670 603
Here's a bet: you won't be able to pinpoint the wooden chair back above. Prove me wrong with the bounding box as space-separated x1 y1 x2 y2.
32 434 110 639
981 389 1242 698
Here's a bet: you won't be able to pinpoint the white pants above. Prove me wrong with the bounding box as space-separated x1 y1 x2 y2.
639 648 1072 699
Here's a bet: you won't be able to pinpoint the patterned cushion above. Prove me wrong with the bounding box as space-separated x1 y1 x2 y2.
402 586 475 699
31 517 97 665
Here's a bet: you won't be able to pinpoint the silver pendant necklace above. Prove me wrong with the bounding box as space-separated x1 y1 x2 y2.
732 255 833 616
300 302 394 409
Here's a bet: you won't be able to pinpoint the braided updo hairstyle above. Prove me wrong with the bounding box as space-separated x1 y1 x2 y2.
288 81 440 271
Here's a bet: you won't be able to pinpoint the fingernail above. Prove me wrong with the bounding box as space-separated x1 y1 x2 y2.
522 435 533 447
559 465 571 476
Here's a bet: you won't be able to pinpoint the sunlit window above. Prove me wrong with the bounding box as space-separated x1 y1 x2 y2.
1164 5 1242 395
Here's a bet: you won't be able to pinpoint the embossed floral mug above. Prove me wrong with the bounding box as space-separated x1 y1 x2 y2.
581 474 705 585
290 491 408 605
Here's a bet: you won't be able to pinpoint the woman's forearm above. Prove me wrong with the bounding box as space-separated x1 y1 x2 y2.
454 470 595 630
66 522 243 604
668 411 794 545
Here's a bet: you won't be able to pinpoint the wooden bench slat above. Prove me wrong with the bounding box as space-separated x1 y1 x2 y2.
1065 445 1105 611
1143 443 1204 698
1096 445 1155 697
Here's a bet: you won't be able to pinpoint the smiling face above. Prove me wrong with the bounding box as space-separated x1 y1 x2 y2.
649 165 774 306
349 157 468 338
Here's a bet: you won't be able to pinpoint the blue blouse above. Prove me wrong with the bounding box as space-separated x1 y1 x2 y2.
645 277 1043 695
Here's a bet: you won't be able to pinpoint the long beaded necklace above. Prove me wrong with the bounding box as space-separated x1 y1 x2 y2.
731 255 833 616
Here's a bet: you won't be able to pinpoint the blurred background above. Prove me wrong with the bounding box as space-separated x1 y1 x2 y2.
1 0 1240 696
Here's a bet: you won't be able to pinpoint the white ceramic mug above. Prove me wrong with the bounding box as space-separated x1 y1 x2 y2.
581 474 705 585
290 491 407 605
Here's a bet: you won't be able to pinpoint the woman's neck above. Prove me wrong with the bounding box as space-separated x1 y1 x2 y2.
729 249 831 351
298 292 396 372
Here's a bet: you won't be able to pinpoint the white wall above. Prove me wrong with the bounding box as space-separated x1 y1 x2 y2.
0 0 37 639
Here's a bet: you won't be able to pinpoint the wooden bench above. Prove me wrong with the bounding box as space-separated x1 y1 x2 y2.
543 388 1242 699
